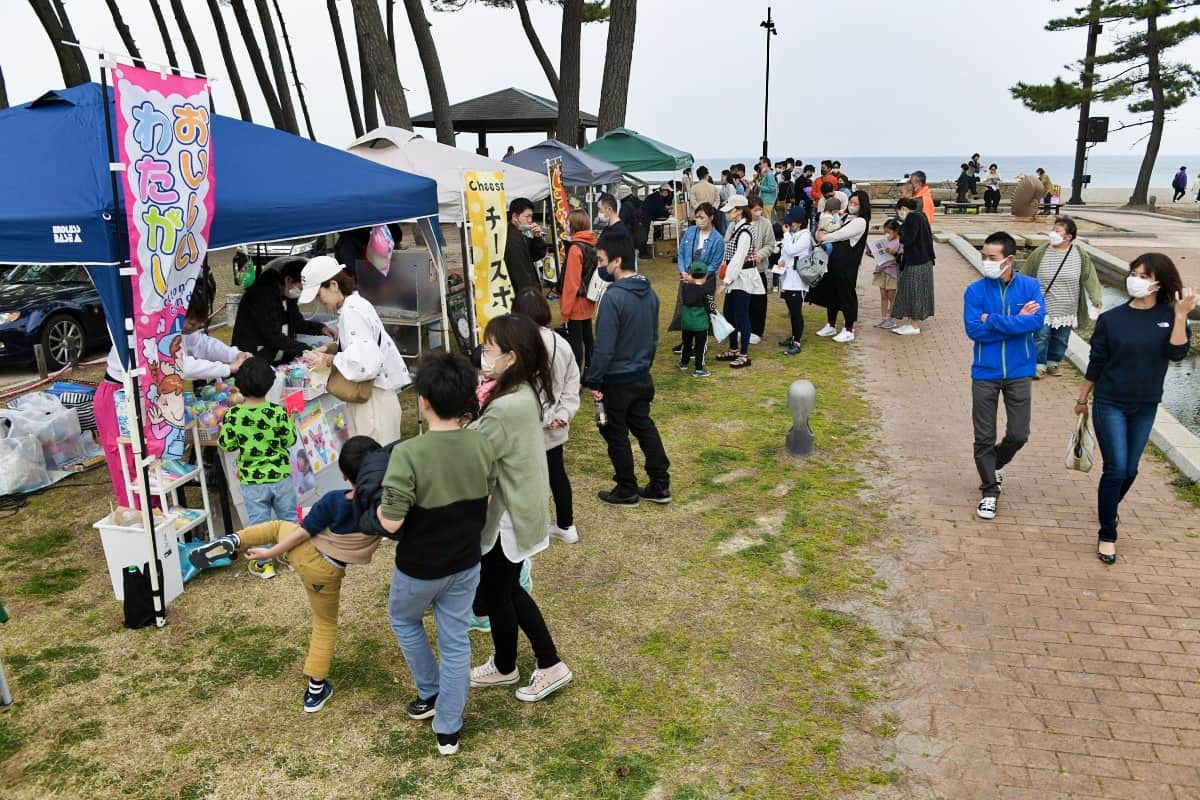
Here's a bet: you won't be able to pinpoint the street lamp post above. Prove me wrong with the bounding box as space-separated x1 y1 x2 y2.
760 7 777 158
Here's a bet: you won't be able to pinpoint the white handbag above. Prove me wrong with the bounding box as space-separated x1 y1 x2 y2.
709 312 735 341
1065 412 1095 473
585 269 608 303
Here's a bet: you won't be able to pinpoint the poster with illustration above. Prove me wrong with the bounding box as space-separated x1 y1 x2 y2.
294 399 335 473
114 64 214 458
327 402 351 448
290 445 317 497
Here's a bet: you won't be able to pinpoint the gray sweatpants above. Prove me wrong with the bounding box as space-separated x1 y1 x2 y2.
971 378 1032 497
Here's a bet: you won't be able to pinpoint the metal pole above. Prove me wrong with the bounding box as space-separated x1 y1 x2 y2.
762 6 772 158
1069 2 1102 206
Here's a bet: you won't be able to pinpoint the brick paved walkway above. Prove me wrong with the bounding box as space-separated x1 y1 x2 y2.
857 243 1200 799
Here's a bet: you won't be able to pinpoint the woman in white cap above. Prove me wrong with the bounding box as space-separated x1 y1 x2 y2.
299 255 411 444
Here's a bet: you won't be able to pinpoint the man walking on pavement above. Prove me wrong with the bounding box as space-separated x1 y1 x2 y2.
583 231 671 507
963 231 1046 520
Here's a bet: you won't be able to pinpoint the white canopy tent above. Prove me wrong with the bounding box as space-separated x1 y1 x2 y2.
347 127 550 223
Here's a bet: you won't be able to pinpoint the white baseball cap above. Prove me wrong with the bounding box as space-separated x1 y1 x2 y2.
298 255 345 304
719 195 748 213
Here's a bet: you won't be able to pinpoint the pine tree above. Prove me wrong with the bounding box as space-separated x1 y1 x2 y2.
1013 1 1200 207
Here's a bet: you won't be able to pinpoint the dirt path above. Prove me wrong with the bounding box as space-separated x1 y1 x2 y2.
859 244 1200 799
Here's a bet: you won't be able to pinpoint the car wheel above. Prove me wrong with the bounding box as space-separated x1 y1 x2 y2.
41 313 86 370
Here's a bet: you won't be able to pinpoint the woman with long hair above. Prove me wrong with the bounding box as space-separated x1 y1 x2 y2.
1075 254 1195 563
469 314 573 701
714 195 759 369
810 190 872 343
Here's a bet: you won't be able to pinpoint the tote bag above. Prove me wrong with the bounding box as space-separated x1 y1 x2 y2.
709 313 735 341
1065 412 1095 473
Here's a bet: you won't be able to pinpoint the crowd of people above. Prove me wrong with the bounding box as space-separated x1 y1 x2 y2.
92 154 1196 759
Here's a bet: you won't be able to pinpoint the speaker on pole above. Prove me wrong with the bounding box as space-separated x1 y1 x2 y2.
1086 117 1109 143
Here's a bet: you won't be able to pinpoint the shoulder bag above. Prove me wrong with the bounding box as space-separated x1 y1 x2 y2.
1065 412 1095 473
325 330 384 404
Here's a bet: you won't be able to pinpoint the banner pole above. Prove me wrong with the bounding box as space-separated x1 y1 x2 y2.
102 58 167 628
458 182 478 350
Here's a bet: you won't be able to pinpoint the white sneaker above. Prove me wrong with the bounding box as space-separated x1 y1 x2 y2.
470 656 519 688
976 496 998 520
748 333 761 345
816 324 838 337
515 661 573 702
832 329 855 343
549 523 579 544
892 325 921 336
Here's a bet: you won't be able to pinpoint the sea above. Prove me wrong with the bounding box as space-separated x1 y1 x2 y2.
682 155 1200 188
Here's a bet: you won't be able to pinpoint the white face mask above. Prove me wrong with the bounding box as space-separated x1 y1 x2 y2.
1048 231 1065 247
981 257 1011 280
1126 275 1158 298
897 211 909 222
846 206 859 217
480 351 497 376
285 286 302 300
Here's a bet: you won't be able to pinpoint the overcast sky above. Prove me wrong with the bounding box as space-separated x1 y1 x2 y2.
5 0 1200 160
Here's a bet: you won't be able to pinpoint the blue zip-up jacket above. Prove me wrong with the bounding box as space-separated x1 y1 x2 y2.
963 273 1046 381
582 274 659 389
677 225 725 274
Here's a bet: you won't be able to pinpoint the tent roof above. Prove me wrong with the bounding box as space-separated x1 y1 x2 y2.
584 127 693 173
411 87 598 134
502 139 622 187
348 126 549 223
0 83 439 266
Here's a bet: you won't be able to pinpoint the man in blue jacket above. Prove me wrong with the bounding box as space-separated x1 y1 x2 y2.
964 231 1046 520
584 231 671 507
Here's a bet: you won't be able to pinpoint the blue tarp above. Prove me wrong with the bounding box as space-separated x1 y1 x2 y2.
503 139 622 187
0 83 439 366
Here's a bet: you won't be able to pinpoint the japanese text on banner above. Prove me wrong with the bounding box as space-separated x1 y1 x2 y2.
463 170 509 343
546 158 571 279
114 65 215 460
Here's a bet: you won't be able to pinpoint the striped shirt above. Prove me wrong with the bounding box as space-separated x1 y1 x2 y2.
1037 246 1082 328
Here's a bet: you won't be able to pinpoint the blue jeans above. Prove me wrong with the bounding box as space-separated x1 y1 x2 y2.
1034 324 1072 366
1092 399 1158 543
388 564 480 736
241 476 298 525
724 289 752 354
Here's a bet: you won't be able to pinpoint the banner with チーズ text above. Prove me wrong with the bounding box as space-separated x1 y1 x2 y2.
114 64 215 460
463 171 509 345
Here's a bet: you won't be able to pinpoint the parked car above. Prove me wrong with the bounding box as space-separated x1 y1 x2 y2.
0 265 109 369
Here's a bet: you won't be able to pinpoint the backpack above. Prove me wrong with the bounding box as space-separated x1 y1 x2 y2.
556 240 598 297
794 246 828 287
352 441 402 540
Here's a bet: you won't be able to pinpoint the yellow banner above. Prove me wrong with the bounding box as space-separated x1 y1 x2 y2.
464 170 510 344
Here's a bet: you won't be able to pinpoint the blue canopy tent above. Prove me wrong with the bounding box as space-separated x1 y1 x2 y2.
0 83 440 368
503 139 622 187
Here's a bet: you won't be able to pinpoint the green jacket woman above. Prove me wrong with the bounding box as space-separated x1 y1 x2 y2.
1019 242 1103 330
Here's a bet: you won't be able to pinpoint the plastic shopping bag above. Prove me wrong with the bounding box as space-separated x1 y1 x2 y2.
366 225 394 276
1065 412 1095 473
709 313 736 341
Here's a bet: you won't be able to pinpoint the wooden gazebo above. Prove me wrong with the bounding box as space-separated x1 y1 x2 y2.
412 87 598 155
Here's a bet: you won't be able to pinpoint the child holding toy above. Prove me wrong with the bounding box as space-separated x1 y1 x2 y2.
191 435 383 713
217 356 297 579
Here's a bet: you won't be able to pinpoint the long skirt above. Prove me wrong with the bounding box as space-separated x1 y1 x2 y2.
892 261 935 321
347 385 402 445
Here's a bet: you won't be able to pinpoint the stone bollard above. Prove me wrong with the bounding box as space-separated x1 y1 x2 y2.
786 380 816 457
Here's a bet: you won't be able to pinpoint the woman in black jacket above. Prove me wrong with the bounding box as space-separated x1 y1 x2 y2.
232 259 333 364
890 198 936 336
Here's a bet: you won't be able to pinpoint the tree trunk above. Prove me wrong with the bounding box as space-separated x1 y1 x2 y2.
229 0 285 128
386 0 397 60
404 0 454 144
356 15 379 130
254 0 299 134
328 0 364 138
515 0 559 99
148 0 181 75
206 0 253 121
50 0 91 82
104 0 145 67
555 0 583 145
0 62 8 110
168 0 205 75
271 0 315 139
28 0 90 86
597 0 635 136
1128 15 1164 208
351 0 411 128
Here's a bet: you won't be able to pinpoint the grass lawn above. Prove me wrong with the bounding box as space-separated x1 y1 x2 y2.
0 254 898 799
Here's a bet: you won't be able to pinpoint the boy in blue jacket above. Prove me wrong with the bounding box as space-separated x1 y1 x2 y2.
964 231 1046 521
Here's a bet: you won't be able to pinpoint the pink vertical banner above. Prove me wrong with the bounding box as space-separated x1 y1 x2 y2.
113 65 215 460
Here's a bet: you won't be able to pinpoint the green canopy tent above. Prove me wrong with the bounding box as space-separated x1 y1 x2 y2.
584 127 693 173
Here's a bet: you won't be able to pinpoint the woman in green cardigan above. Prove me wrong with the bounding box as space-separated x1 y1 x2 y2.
469 315 574 703
1019 216 1103 377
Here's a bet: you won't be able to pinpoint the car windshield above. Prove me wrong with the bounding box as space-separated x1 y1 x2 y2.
7 265 88 284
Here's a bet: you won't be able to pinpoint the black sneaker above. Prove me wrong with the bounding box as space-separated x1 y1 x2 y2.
777 337 795 347
407 694 437 720
303 680 333 713
785 343 802 356
637 486 672 504
597 489 639 507
436 730 460 756
188 536 238 569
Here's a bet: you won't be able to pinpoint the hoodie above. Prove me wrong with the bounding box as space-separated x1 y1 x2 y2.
583 273 660 389
963 273 1046 381
559 230 598 321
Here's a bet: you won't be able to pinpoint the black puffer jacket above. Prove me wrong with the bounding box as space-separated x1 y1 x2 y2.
352 442 401 540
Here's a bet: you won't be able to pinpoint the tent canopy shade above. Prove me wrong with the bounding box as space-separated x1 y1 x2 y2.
348 126 550 223
584 127 694 173
503 139 622 187
411 87 598 134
